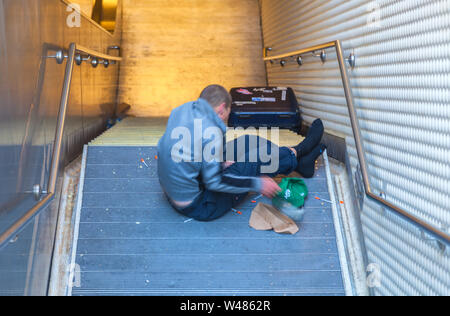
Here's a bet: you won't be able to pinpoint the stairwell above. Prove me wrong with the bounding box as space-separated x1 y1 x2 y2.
54 117 348 296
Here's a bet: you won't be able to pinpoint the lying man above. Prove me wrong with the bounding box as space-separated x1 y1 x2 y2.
157 85 325 221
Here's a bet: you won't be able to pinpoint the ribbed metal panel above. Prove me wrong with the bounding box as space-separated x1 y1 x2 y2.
361 198 450 296
261 0 450 295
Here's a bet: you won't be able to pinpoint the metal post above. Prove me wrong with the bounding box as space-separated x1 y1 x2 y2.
334 40 372 194
47 43 76 194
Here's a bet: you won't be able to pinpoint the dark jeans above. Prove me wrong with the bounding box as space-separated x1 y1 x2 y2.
177 136 298 221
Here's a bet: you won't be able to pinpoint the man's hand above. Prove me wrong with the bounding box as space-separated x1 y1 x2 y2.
260 176 281 198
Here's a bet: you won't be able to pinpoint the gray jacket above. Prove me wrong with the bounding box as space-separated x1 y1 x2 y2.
157 98 261 204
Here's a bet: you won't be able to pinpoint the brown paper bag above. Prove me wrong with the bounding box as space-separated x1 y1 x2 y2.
249 202 299 235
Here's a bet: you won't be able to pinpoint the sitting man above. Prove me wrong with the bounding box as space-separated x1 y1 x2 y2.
157 84 325 221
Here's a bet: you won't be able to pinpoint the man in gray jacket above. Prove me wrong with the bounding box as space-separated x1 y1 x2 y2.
157 85 325 221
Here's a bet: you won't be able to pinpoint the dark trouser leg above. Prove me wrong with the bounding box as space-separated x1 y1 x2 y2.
184 136 298 221
225 135 298 177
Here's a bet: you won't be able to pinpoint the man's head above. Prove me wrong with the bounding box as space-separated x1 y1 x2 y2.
200 84 232 123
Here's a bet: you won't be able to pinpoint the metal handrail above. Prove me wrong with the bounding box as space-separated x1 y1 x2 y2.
264 40 450 245
0 43 121 247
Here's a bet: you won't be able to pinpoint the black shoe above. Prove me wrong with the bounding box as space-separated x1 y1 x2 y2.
296 144 327 178
294 119 324 157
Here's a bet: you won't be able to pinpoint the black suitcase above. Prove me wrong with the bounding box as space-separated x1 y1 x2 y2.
228 87 302 133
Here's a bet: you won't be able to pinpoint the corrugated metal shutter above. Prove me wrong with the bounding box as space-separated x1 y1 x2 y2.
261 0 450 295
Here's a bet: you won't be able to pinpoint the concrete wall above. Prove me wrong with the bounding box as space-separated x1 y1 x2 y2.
119 0 267 117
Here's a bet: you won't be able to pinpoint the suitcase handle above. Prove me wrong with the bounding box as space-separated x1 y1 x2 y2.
237 114 293 119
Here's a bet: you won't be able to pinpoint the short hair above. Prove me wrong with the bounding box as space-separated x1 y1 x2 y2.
200 85 232 108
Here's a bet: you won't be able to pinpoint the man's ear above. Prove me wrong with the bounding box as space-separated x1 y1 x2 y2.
217 102 227 113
